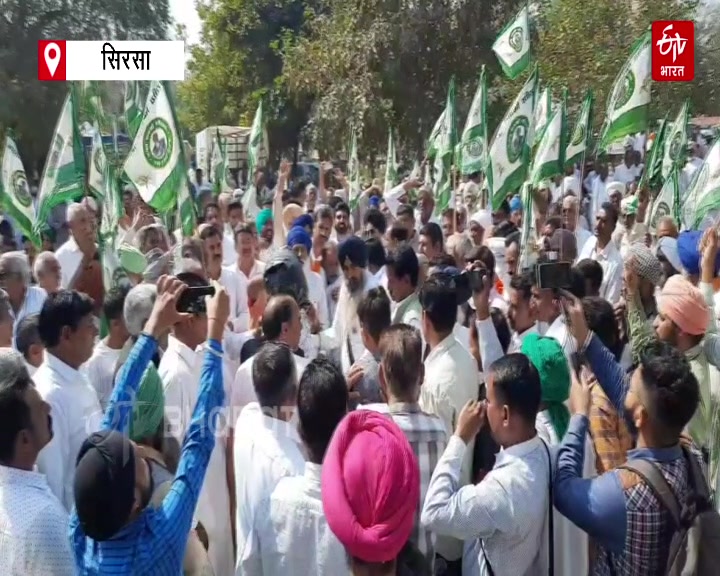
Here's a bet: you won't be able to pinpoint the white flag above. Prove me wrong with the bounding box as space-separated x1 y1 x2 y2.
88 127 108 199
598 32 651 152
565 91 594 169
662 101 689 181
492 5 531 80
533 88 551 146
530 95 567 185
487 67 537 209
682 138 720 230
648 169 680 234
459 67 488 175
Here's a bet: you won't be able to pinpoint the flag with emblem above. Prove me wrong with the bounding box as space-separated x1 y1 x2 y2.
35 85 86 231
487 66 537 210
518 181 537 270
0 131 38 245
124 81 144 140
123 80 187 217
98 160 128 292
244 99 265 217
432 78 457 215
384 129 399 193
682 137 720 230
565 90 593 169
459 67 488 176
348 127 361 210
648 168 680 234
211 128 230 196
597 31 651 153
492 5 531 80
88 126 108 199
662 101 689 181
530 90 567 185
533 87 551 146
427 109 446 160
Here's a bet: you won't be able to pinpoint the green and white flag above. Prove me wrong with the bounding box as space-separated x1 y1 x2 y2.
662 101 689 181
492 5 531 80
35 86 86 230
639 114 667 190
123 81 186 215
565 91 594 169
98 158 128 291
384 129 399 194
533 88 551 146
124 81 144 140
530 91 567 185
682 138 720 230
348 128 361 210
245 99 265 217
518 181 536 270
427 109 446 160
88 126 108 199
487 66 537 210
459 67 488 175
597 31 651 153
211 128 230 196
433 78 457 215
648 168 680 235
0 132 37 245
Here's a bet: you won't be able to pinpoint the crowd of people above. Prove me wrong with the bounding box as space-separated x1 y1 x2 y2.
0 137 719 576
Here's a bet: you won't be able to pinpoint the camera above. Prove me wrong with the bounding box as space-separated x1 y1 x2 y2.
535 261 572 291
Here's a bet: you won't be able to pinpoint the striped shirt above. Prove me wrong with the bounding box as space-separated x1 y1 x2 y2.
69 334 225 575
362 402 448 566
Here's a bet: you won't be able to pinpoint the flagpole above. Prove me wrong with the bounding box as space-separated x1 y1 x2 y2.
452 165 458 234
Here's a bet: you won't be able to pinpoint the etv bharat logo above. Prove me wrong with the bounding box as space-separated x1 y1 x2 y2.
656 23 688 64
652 21 694 82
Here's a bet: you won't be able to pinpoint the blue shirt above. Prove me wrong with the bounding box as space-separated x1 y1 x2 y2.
69 333 225 575
553 333 688 555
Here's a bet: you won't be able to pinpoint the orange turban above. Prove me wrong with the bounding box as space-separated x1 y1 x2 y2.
657 275 710 336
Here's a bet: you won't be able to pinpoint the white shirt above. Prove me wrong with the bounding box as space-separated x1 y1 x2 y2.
590 177 610 226
374 265 388 291
55 236 84 288
235 259 266 284
613 162 639 185
81 339 123 410
305 266 329 330
34 353 102 511
0 465 74 575
543 315 576 365
243 462 349 576
422 435 550 576
11 286 46 343
578 235 624 304
574 227 592 260
508 324 540 354
234 403 307 575
220 266 250 333
419 332 479 561
681 157 703 192
231 352 309 425
159 336 234 576
223 232 237 266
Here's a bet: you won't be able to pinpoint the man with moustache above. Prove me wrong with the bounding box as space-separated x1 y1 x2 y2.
332 236 379 375
310 206 333 277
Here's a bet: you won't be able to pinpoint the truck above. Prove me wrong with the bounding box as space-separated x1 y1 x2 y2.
194 125 269 187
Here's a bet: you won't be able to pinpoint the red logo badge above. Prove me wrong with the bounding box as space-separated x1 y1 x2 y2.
652 21 694 82
38 40 66 81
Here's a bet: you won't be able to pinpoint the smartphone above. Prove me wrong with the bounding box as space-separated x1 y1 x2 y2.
536 261 572 291
468 268 489 293
176 285 216 313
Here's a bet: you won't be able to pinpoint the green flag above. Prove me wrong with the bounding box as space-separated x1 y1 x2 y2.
492 5 531 80
487 66 537 209
245 100 265 217
0 132 38 245
427 109 446 160
348 128 361 211
211 128 230 196
639 116 668 191
459 67 488 176
682 138 720 230
662 101 689 181
648 168 680 235
597 32 651 153
533 87 551 147
35 85 86 233
565 91 594 169
530 90 567 185
433 78 457 215
124 81 144 140
88 126 108 199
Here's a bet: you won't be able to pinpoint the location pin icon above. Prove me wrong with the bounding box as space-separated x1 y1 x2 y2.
44 43 61 78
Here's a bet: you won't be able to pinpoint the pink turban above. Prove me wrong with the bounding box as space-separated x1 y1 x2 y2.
321 410 420 563
657 275 709 336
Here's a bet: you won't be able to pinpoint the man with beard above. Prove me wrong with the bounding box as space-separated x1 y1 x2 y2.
333 202 352 244
0 349 72 575
332 236 379 375
310 206 333 277
577 202 623 304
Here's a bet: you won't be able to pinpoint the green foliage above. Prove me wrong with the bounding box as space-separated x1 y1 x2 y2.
0 0 171 173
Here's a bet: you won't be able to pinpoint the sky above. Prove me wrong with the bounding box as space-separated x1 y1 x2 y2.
170 0 202 45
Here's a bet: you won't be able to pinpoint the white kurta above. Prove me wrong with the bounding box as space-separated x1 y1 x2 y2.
220 266 250 333
55 237 84 288
159 336 234 576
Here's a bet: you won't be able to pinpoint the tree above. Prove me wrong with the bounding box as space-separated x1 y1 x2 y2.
176 0 317 164
534 0 698 128
0 0 171 173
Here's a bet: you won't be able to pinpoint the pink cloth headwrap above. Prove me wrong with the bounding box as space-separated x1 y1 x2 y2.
321 410 420 564
657 275 709 336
